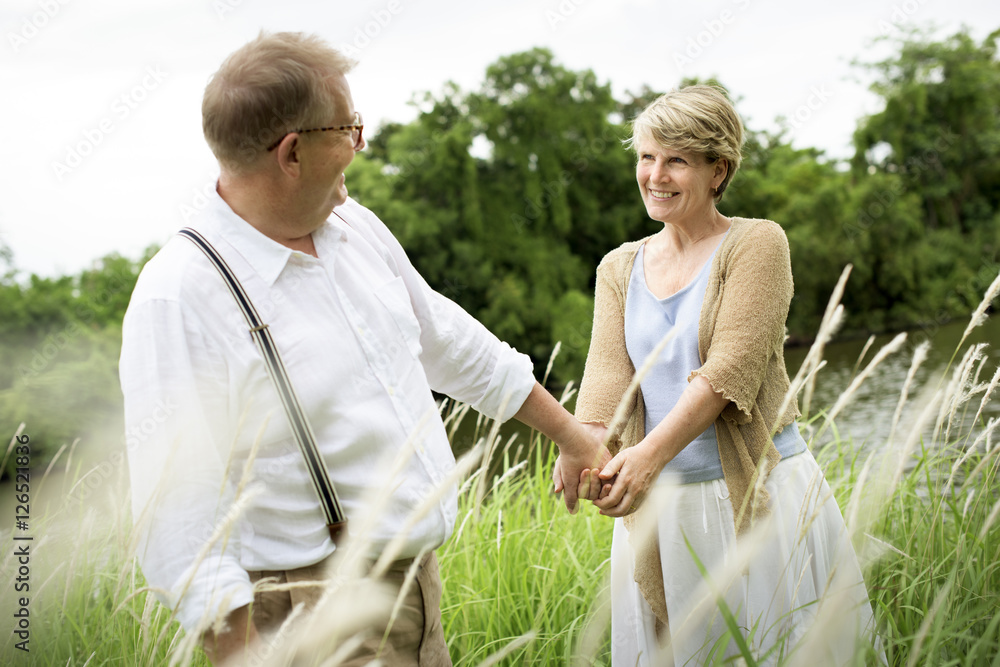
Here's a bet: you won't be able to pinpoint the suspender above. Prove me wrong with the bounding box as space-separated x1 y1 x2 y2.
178 228 348 545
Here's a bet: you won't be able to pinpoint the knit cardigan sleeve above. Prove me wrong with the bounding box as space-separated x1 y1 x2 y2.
575 242 643 441
690 220 794 424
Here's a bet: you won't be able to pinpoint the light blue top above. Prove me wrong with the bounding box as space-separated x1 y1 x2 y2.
624 240 806 484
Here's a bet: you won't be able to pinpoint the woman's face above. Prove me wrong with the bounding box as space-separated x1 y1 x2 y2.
635 139 726 227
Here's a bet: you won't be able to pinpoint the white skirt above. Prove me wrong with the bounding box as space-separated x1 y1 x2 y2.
610 449 882 666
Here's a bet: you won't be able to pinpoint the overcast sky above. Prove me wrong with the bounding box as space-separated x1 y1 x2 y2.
3 0 998 277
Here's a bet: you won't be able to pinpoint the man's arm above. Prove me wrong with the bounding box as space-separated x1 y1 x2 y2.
345 202 610 509
121 292 254 635
513 382 611 512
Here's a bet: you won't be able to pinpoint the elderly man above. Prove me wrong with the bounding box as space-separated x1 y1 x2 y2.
119 31 607 666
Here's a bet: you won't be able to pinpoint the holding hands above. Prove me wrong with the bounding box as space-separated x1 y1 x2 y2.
550 424 614 514
551 421 613 509
556 376 730 516
554 433 668 517
591 441 668 517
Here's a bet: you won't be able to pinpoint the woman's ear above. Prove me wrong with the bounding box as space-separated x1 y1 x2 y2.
713 158 729 189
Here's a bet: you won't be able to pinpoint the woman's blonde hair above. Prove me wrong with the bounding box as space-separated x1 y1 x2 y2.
626 85 745 202
203 31 356 171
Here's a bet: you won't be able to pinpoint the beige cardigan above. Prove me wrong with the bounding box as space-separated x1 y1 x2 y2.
575 217 801 627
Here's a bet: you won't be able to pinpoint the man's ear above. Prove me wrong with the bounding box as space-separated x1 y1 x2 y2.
275 133 302 178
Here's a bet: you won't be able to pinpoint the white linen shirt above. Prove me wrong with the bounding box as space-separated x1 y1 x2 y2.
120 188 534 631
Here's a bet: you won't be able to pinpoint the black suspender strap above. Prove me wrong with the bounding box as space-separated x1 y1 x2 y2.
178 228 348 544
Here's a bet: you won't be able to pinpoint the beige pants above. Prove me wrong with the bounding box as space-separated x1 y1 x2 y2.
247 552 452 666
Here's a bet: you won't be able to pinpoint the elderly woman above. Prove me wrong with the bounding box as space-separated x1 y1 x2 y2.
563 86 881 665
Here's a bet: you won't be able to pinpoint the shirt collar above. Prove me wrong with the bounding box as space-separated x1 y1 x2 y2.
203 184 306 287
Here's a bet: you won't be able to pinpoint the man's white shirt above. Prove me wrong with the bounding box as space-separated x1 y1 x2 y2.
120 188 534 631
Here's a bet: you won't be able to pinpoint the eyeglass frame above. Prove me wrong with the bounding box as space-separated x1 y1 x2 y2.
266 111 364 152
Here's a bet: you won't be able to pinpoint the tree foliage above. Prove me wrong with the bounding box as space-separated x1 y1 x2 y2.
347 30 1000 374
349 48 648 383
848 27 1000 328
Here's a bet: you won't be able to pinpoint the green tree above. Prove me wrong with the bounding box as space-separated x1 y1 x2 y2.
852 27 1000 324
348 49 644 384
853 29 1000 235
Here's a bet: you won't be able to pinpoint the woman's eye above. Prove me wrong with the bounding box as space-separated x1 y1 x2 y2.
669 157 685 164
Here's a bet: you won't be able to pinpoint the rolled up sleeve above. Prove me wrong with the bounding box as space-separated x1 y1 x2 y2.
350 203 535 422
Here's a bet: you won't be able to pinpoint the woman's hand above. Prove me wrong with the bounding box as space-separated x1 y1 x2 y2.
593 440 668 517
592 376 728 517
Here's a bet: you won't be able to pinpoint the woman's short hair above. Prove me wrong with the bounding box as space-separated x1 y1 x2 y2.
626 85 745 202
203 31 356 172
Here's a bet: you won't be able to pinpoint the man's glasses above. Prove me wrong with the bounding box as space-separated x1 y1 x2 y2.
266 111 364 151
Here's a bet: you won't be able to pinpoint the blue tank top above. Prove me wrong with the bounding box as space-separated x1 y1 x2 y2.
624 240 805 483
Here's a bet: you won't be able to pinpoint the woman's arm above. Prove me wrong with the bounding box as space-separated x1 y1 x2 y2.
691 221 793 423
557 249 637 505
594 375 728 516
574 251 636 432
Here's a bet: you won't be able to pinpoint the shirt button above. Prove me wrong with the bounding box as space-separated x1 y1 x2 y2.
388 386 395 396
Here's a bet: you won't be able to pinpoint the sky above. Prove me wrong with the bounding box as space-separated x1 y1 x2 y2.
2 0 999 278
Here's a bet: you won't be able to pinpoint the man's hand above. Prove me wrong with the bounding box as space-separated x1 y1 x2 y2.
202 604 259 665
551 433 613 513
552 454 613 506
512 382 612 513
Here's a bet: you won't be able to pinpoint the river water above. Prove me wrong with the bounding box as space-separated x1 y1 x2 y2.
783 316 1000 451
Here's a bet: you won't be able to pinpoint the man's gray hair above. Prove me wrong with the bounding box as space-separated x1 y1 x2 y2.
203 31 357 172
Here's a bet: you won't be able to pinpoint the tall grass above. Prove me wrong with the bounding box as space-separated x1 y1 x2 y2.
439 442 613 666
2 278 999 665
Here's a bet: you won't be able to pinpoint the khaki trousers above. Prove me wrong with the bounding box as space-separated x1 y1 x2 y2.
247 552 452 666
